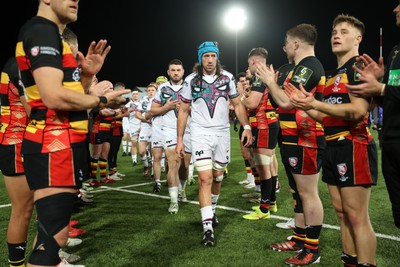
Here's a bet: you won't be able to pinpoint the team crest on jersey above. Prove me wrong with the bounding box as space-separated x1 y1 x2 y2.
288 157 298 167
191 75 230 118
337 163 349 182
72 67 80 82
292 66 313 85
332 75 342 92
30 46 40 57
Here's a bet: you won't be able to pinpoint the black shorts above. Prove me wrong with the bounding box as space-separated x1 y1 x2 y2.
322 138 378 187
23 142 90 190
0 143 24 176
281 144 323 175
251 127 278 149
91 130 112 145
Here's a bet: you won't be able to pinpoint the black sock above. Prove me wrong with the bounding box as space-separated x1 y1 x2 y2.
8 241 27 267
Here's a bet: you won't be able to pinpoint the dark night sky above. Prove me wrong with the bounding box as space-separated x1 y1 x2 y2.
2 1 399 89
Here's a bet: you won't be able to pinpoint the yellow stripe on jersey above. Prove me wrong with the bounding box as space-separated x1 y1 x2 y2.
70 121 88 132
280 121 297 129
63 81 85 94
325 131 350 141
1 71 10 83
0 123 8 133
15 42 25 57
25 84 41 101
1 106 10 115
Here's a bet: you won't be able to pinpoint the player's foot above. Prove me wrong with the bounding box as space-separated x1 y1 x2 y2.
168 202 179 214
243 209 270 220
201 230 215 247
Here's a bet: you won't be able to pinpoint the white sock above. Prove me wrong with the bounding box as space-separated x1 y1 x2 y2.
122 140 127 152
211 194 219 213
200 206 214 232
168 186 179 203
248 175 255 184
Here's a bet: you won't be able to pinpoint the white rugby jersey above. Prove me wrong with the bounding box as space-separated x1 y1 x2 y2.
138 96 153 131
180 70 238 134
126 100 141 126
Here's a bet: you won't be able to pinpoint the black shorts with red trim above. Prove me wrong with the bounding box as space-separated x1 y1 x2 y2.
251 127 279 149
322 138 378 187
281 144 324 175
23 141 90 190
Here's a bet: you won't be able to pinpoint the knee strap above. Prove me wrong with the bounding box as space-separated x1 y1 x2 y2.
253 153 273 165
213 162 226 172
29 192 76 266
194 159 213 171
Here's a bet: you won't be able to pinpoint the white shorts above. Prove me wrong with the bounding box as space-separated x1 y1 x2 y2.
151 124 164 148
122 118 130 133
163 127 191 153
139 124 152 143
129 123 140 139
191 131 230 165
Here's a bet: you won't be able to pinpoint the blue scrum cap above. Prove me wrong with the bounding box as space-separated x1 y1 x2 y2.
197 41 220 65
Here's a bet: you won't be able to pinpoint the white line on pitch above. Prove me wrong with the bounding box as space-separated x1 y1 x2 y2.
99 184 400 242
1 182 399 242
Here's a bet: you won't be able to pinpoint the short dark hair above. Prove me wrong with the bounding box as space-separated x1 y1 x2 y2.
114 82 125 90
332 14 365 35
236 72 246 82
169 59 183 67
248 47 268 60
286 23 318 46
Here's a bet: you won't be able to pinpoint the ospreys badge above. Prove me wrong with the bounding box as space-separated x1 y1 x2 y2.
337 163 348 182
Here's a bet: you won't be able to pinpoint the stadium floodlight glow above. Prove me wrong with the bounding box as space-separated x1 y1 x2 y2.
224 7 246 31
224 7 247 76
